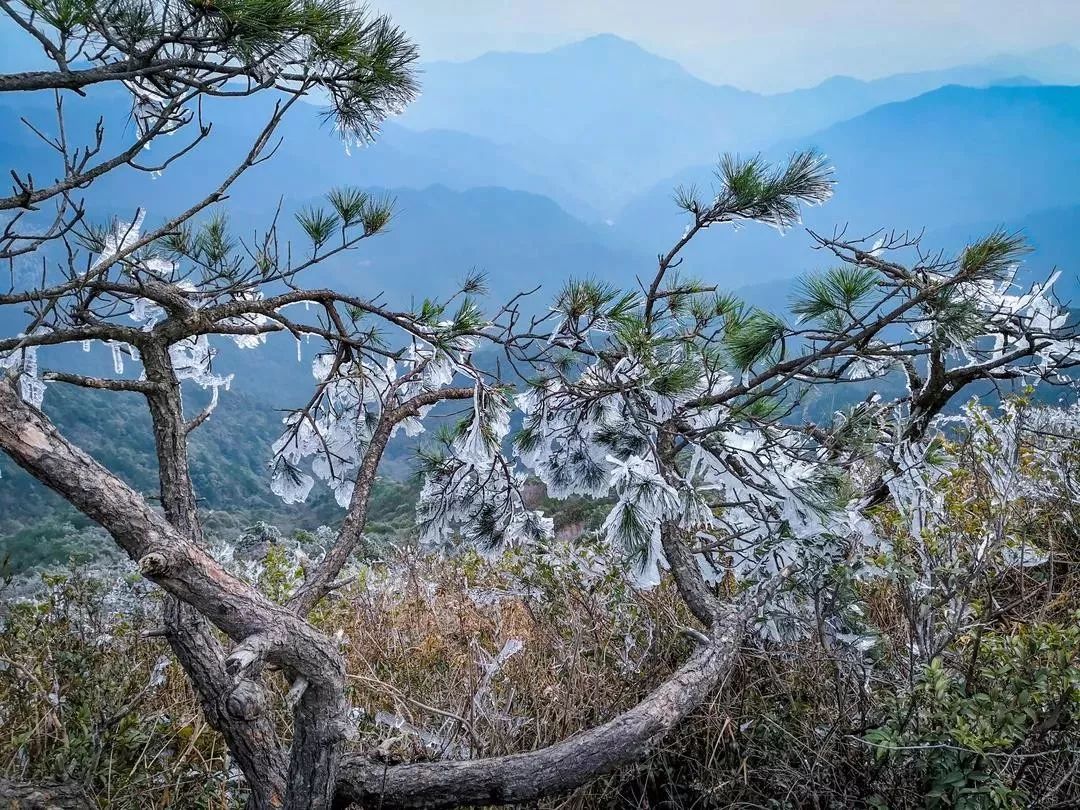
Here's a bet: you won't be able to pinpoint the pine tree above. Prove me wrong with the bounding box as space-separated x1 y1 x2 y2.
2 5 1080 807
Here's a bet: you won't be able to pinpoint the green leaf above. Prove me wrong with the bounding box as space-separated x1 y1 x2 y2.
295 205 339 250
359 193 395 234
194 211 235 265
960 229 1029 279
326 187 369 227
792 265 879 322
724 309 786 370
711 149 834 230
651 358 701 396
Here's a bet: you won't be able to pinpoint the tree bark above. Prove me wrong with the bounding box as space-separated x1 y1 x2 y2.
164 599 289 809
141 342 290 809
0 377 344 809
660 521 720 626
0 376 763 810
333 601 758 809
0 779 90 809
656 428 720 627
286 686 350 810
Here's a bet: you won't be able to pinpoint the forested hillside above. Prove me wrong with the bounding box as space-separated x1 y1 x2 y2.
0 383 423 572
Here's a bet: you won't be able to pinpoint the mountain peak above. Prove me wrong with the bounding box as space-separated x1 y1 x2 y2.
554 33 652 55
535 33 694 78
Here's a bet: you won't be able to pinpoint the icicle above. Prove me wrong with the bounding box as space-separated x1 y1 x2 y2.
476 639 524 681
312 353 335 381
270 457 314 504
203 385 220 421
373 711 472 759
5 344 47 409
148 656 170 687
143 257 174 277
92 210 146 272
20 376 45 409
20 344 37 379
111 342 125 375
170 336 232 390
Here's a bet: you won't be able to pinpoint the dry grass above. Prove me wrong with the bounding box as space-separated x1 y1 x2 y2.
2 467 1080 809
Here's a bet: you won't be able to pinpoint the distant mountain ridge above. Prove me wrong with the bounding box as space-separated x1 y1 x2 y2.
3 60 1077 305
398 35 764 213
615 84 1080 298
977 43 1080 85
392 34 1075 215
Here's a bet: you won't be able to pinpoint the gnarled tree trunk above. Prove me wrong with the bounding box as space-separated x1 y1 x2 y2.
0 376 763 809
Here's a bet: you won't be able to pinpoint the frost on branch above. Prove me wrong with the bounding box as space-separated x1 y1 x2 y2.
601 455 679 587
495 180 1080 650
91 211 148 273
0 210 268 419
417 387 554 552
1 343 45 408
270 356 392 508
514 331 873 592
868 397 1077 662
270 328 478 508
170 336 233 392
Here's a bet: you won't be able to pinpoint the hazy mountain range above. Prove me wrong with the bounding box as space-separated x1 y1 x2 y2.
395 35 1080 215
617 84 1080 292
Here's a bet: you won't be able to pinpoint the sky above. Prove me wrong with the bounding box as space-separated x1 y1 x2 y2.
384 1 1080 92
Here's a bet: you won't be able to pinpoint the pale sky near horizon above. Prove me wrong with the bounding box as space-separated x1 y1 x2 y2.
384 1 1080 92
